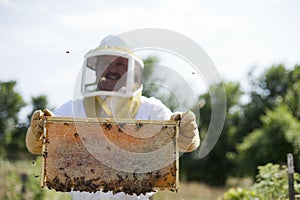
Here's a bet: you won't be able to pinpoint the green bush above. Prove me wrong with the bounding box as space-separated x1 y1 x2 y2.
222 187 257 200
222 163 300 200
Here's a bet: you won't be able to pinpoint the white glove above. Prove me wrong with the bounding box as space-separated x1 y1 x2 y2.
171 111 200 152
31 109 54 140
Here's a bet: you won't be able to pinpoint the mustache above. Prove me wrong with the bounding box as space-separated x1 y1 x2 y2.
105 72 121 80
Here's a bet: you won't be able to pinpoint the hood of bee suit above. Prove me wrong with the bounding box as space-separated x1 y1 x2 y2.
82 35 143 119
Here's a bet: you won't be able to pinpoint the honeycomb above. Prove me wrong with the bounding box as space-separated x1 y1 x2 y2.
41 117 179 195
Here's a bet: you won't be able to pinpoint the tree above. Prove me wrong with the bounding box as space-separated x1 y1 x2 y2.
180 82 243 185
0 80 50 160
142 56 161 98
6 95 50 160
237 64 289 138
142 55 181 111
235 105 297 176
285 65 300 119
233 64 300 177
26 95 50 121
0 81 26 159
180 63 300 184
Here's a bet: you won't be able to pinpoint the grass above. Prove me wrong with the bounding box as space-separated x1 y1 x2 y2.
0 158 225 200
0 158 71 200
154 182 226 200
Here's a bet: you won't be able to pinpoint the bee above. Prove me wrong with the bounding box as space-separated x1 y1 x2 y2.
104 123 112 130
64 172 70 179
155 171 161 179
92 177 100 182
117 174 123 181
135 123 143 131
74 132 79 138
42 151 48 158
133 173 137 180
161 125 168 129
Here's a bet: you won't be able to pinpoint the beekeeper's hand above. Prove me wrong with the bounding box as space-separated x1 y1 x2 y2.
171 111 200 152
26 109 54 155
31 109 54 140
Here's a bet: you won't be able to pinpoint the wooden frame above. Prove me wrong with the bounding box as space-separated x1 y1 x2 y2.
41 116 179 195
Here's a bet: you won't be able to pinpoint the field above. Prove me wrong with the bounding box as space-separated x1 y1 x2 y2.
154 182 226 200
0 158 226 200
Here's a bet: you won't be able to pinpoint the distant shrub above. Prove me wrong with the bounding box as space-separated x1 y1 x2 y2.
222 163 300 200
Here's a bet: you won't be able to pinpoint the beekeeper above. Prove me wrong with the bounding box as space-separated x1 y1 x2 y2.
26 35 200 200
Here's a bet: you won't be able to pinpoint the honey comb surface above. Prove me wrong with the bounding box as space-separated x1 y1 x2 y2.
41 117 179 195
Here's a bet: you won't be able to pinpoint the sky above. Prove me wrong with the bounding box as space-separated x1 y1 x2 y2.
1 0 300 120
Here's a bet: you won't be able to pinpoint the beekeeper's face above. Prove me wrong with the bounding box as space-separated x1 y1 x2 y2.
95 55 128 91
